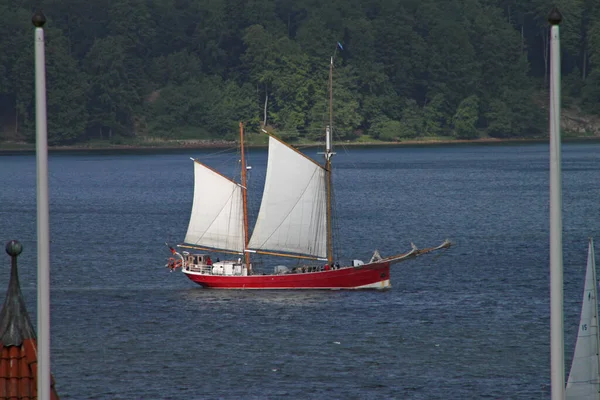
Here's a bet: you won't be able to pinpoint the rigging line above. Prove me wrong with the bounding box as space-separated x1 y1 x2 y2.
252 165 322 249
259 76 311 107
258 58 330 107
192 159 243 187
264 132 326 169
335 142 361 172
329 173 340 260
272 129 331 138
226 173 244 249
223 154 249 183
178 244 243 255
199 148 241 166
250 165 325 255
198 150 245 180
237 133 254 256
275 125 333 133
309 174 328 256
201 146 239 157
430 247 452 262
191 185 242 249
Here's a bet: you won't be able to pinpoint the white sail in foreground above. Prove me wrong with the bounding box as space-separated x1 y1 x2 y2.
566 238 600 400
184 160 245 253
248 136 328 258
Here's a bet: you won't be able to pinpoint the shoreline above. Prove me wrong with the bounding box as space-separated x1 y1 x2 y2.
1 135 599 153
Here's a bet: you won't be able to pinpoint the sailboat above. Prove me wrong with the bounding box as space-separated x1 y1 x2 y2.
566 238 600 399
165 56 451 290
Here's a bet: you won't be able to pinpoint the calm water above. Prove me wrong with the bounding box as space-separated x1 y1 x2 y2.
0 142 599 399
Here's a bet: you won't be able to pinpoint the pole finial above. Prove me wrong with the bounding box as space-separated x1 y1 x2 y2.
5 240 23 257
548 7 562 25
32 10 46 28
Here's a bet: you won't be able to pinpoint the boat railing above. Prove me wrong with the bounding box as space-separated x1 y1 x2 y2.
184 263 248 276
185 264 212 274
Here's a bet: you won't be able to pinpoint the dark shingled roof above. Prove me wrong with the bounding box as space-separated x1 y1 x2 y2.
0 241 60 399
0 252 36 347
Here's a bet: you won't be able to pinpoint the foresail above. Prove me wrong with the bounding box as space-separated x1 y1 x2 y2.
248 136 327 258
184 160 245 253
566 238 600 400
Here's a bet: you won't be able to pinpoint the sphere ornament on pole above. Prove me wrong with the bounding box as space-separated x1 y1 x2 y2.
32 10 46 28
548 7 562 25
5 240 23 257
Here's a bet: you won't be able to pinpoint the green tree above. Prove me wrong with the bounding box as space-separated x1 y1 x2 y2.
0 6 34 139
452 95 480 139
398 99 423 138
44 0 111 58
242 24 279 126
370 118 403 142
422 94 449 137
582 69 600 114
485 99 512 138
2 0 600 146
83 36 139 139
45 31 88 144
306 63 361 141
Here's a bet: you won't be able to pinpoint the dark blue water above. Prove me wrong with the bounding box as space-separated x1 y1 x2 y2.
1 142 599 399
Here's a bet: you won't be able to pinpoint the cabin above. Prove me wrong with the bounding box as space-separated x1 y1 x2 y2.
182 252 248 276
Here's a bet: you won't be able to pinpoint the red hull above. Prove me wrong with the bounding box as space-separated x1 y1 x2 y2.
182 262 391 290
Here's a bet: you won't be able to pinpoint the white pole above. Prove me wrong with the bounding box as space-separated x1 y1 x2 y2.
548 7 564 400
33 10 50 400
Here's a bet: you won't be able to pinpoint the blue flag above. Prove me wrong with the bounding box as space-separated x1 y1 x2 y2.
337 41 344 51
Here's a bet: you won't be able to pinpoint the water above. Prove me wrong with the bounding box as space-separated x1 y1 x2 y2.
0 142 599 399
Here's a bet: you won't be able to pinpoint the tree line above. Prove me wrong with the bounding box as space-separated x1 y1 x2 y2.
0 0 598 145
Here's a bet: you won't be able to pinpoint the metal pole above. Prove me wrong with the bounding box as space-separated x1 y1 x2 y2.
548 7 564 400
32 10 50 400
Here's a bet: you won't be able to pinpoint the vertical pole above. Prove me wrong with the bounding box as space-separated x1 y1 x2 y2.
548 7 564 400
325 56 335 265
329 57 333 139
239 122 251 272
325 126 333 264
32 10 50 400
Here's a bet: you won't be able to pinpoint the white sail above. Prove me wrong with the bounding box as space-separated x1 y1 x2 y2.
566 238 600 400
184 160 245 253
248 136 327 258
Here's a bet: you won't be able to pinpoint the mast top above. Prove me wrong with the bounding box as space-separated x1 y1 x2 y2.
32 11 46 28
548 7 562 25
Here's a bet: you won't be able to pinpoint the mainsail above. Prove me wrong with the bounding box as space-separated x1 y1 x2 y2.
184 160 245 253
248 135 328 259
566 238 600 400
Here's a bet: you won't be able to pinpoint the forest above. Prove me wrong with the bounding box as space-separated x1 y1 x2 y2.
0 0 598 145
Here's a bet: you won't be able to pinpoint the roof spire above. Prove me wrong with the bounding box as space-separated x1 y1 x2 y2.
0 240 36 346
0 240 60 399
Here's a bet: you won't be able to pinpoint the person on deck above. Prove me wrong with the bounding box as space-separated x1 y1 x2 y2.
206 256 213 266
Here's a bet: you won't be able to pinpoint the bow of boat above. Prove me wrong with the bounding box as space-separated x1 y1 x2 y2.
378 239 452 266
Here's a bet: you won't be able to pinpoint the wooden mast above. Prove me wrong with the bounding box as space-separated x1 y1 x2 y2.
329 57 333 139
325 57 335 265
239 121 251 273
